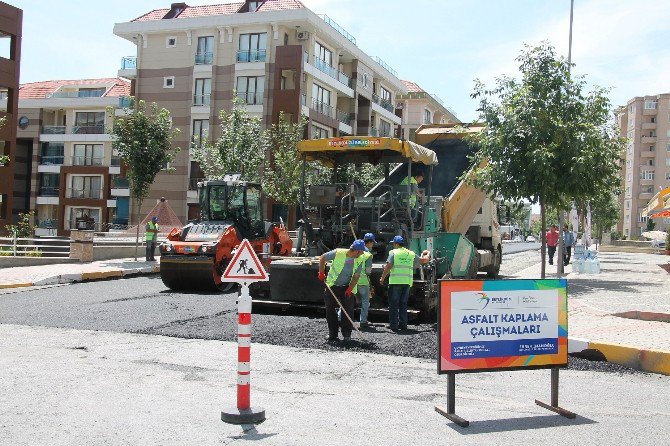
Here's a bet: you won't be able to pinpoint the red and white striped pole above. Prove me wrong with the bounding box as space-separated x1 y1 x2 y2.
221 283 266 424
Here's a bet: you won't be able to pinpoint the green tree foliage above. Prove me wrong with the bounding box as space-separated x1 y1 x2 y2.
193 95 264 182
263 113 307 205
467 43 624 277
646 218 656 232
5 210 35 238
109 99 180 260
501 200 531 228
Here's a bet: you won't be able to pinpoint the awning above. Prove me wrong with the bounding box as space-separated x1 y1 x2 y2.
297 137 438 166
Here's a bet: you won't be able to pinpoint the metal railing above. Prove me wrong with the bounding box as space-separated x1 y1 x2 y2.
72 125 105 134
67 188 103 199
373 56 398 78
379 127 391 137
371 93 380 104
235 91 264 105
0 236 69 257
193 94 211 106
189 177 203 190
380 98 394 113
121 56 137 69
236 49 266 63
312 55 352 88
336 109 351 125
47 90 105 99
195 51 213 65
41 125 67 134
311 98 333 118
370 127 379 137
40 155 64 165
119 96 134 108
318 14 356 45
37 219 57 229
72 156 104 166
38 187 59 197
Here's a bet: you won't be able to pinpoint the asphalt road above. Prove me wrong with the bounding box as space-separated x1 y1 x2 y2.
502 241 541 255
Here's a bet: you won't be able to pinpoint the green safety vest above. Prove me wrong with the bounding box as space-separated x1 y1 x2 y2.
400 176 418 208
389 247 416 286
145 221 159 242
326 249 364 293
357 251 373 287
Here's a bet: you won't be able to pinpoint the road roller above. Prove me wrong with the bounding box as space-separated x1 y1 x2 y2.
158 176 292 291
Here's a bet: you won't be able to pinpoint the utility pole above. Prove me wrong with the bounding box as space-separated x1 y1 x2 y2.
558 0 574 275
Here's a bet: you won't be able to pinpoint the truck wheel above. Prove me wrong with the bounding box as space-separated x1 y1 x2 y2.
468 256 479 279
486 247 502 278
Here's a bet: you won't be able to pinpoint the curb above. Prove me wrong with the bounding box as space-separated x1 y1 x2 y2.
3 265 161 289
569 336 670 376
0 282 33 289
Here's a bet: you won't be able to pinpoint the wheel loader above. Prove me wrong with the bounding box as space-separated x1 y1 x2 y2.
158 175 292 291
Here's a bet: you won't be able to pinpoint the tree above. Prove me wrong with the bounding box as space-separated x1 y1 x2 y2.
467 43 624 278
193 95 265 181
263 113 307 205
109 99 180 260
6 210 35 239
590 193 620 242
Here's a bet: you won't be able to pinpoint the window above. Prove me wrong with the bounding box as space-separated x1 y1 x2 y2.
163 76 175 88
648 159 654 166
314 41 333 66
379 119 391 137
642 185 654 194
649 130 656 137
248 1 262 11
625 201 630 209
39 173 60 196
311 125 329 139
639 170 655 180
236 76 264 105
625 186 631 197
192 119 209 147
650 145 655 151
280 69 296 90
312 83 331 116
667 143 670 151
639 214 648 223
196 36 214 64
40 142 64 165
628 104 635 113
77 88 105 98
627 173 632 182
666 158 670 166
194 78 211 106
70 207 100 230
238 33 267 62
651 117 655 123
424 109 431 124
70 176 102 199
362 73 369 88
73 144 103 166
381 87 392 103
666 172 670 181
74 112 105 134
644 100 657 109
166 36 177 48
626 159 632 168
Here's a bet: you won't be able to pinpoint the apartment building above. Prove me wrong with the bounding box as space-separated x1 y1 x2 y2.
397 80 460 141
617 93 670 237
114 0 407 223
9 78 131 236
0 2 21 232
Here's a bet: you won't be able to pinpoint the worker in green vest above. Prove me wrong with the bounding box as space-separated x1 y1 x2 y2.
318 240 366 343
399 172 425 223
145 216 159 261
379 235 430 331
358 233 376 328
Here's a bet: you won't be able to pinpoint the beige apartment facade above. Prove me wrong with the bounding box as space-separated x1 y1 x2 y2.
5 78 132 236
114 0 408 223
397 80 460 141
617 93 670 237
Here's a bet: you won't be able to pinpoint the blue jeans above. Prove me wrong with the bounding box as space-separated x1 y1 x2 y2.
358 285 370 324
388 284 410 328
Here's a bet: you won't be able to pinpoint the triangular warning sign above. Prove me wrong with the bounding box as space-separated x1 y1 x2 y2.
221 239 268 283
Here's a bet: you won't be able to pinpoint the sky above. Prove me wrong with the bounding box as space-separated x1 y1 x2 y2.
10 0 670 122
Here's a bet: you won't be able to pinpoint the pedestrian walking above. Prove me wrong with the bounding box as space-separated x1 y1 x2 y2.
358 233 376 328
562 224 576 265
318 240 366 342
546 225 559 265
379 236 430 331
145 216 159 261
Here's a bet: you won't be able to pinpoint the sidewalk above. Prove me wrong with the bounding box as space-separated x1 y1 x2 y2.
511 251 670 375
0 257 160 288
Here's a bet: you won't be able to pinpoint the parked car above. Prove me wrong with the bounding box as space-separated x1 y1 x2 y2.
526 235 536 242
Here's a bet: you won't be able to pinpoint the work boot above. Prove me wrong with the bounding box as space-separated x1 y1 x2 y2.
399 324 407 331
326 335 339 343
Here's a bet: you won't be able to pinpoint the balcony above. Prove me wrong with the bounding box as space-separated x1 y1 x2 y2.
67 188 103 199
640 149 655 157
336 109 351 125
193 94 211 106
72 156 104 166
38 186 59 197
317 14 357 45
311 99 333 118
236 91 264 106
119 96 134 108
379 97 394 113
641 136 657 143
195 52 213 65
47 90 104 99
236 49 266 63
312 55 352 88
371 93 380 104
188 178 203 190
42 125 67 134
72 125 105 134
120 56 136 69
642 122 657 130
373 56 398 78
40 155 64 165
112 178 129 189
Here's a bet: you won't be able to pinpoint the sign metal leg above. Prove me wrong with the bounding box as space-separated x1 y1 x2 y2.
435 373 470 427
534 367 576 419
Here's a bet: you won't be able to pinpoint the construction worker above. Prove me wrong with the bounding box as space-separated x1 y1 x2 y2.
399 172 425 223
145 216 159 261
379 235 430 331
358 233 376 328
318 240 366 343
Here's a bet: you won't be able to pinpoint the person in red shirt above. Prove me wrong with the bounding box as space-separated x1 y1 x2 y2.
546 225 559 265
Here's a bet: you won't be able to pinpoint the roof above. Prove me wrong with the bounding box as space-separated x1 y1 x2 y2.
297 137 438 166
132 0 306 22
401 80 424 93
19 78 131 99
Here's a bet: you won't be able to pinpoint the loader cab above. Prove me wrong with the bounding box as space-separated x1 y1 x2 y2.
199 180 265 239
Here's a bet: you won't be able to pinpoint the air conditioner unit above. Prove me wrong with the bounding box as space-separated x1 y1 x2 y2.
297 31 310 40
